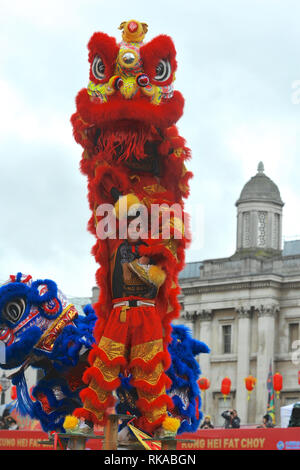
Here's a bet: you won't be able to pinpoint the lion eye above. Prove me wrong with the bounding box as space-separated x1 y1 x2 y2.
2 298 26 324
92 56 105 80
154 59 171 82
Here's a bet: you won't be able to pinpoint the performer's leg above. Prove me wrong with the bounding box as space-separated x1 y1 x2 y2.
74 346 125 425
128 308 174 434
68 309 129 426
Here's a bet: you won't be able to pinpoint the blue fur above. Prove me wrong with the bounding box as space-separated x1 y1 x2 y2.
0 273 97 433
167 325 210 433
13 371 80 432
3 327 41 370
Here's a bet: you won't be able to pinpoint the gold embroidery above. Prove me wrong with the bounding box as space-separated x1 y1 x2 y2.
132 363 164 385
163 239 178 259
84 402 105 421
128 260 153 286
144 405 167 423
173 148 183 158
89 381 110 403
143 184 167 194
34 304 78 353
136 387 168 422
94 357 121 383
170 216 185 236
98 336 127 361
137 386 166 403
130 339 164 363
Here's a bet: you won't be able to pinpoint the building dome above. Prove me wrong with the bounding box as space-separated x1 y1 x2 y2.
235 162 284 255
236 162 284 207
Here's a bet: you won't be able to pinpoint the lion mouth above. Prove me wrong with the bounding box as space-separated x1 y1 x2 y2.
76 88 185 130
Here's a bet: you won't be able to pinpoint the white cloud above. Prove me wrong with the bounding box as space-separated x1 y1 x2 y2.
0 79 74 149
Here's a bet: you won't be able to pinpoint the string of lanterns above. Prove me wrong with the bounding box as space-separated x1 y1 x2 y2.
197 372 287 399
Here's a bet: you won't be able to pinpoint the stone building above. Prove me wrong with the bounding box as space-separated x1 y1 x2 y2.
178 162 300 425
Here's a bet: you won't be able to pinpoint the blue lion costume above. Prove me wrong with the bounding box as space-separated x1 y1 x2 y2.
0 273 209 435
0 273 96 433
116 324 210 434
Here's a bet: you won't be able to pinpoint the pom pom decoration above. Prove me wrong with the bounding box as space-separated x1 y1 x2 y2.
63 415 79 431
162 416 180 433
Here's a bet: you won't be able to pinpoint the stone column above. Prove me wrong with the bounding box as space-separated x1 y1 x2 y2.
235 306 252 424
255 304 278 423
194 310 213 417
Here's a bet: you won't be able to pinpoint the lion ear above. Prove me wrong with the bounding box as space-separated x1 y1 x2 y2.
118 22 126 31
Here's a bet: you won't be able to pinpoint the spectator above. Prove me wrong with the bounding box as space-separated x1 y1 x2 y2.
200 415 214 429
221 409 240 429
257 413 274 428
2 408 19 430
4 415 19 430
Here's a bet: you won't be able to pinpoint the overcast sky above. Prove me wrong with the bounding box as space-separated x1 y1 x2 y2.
0 0 299 297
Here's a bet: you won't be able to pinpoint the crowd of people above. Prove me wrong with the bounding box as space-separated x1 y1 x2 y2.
199 409 276 429
199 404 300 429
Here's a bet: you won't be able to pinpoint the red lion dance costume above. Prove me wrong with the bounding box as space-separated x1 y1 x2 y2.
64 20 192 437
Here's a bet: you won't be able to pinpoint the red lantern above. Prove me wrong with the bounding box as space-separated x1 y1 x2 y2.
221 377 231 400
273 372 283 398
11 385 17 401
244 375 256 400
198 377 210 393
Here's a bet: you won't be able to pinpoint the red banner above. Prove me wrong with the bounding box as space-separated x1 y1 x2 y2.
178 427 300 451
0 430 104 450
0 428 299 450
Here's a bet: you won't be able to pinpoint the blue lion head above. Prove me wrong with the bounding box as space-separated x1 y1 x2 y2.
0 273 97 433
0 273 68 369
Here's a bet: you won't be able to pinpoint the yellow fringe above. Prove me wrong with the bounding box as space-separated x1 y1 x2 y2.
63 415 79 430
162 416 180 432
148 265 166 287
